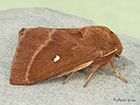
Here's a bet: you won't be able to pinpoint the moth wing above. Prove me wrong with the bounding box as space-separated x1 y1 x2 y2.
10 27 103 85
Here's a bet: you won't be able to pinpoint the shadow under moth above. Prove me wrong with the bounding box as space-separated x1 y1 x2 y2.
10 26 127 87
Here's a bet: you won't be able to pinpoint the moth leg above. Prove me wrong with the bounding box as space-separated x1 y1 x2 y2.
83 65 99 87
110 61 127 83
63 72 75 85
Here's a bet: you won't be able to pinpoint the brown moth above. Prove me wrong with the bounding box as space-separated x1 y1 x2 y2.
10 26 127 87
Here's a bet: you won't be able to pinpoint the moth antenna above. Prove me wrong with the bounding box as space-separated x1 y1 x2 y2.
102 48 117 57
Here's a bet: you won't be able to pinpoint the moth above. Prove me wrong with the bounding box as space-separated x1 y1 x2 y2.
10 26 127 87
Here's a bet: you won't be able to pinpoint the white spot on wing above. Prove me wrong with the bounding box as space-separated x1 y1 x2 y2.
54 55 60 62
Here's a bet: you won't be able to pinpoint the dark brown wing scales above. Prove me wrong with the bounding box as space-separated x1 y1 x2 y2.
10 27 103 85
26 29 103 84
82 26 120 54
10 27 54 85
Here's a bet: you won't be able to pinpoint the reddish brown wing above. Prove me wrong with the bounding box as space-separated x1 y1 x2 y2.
10 27 104 85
